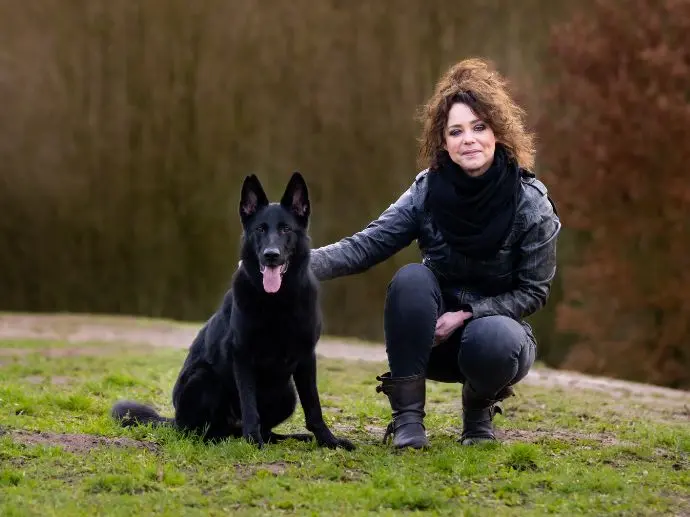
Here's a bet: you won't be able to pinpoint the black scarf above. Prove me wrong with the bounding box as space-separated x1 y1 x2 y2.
427 144 521 259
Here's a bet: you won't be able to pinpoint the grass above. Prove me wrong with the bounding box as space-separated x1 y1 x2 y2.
0 336 688 516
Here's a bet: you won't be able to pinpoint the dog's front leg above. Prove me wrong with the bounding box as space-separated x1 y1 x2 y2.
293 352 355 450
232 355 263 448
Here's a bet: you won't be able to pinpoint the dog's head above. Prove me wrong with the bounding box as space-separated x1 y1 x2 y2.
239 172 311 294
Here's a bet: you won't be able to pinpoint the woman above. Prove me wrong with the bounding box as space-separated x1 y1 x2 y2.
310 58 561 449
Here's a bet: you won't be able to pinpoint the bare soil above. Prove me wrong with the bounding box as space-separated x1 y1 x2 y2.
495 428 629 446
4 428 158 454
23 375 71 385
234 462 290 481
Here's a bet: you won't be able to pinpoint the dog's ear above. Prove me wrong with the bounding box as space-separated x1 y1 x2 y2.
280 172 310 227
239 174 269 222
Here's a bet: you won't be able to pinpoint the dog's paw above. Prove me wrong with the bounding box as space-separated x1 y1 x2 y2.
332 436 356 451
316 434 356 451
243 428 264 448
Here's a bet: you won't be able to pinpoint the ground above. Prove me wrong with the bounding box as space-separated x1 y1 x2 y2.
0 313 688 516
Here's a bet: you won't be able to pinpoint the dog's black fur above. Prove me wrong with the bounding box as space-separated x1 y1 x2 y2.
111 173 354 450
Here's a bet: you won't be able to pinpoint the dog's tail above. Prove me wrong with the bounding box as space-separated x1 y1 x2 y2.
111 400 174 427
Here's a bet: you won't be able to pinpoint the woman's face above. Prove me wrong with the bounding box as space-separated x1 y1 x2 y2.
443 102 496 177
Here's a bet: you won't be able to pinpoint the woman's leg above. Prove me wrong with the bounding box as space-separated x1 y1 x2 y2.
457 315 536 444
376 263 443 449
384 264 443 376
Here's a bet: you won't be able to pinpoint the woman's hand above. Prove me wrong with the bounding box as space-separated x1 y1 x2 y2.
434 310 473 345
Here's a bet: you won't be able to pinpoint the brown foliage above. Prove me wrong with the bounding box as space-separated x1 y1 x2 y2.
541 0 690 388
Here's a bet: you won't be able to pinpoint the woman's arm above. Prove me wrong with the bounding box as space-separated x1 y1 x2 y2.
466 197 561 320
310 182 421 281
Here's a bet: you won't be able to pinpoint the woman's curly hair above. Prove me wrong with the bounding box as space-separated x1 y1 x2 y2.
417 58 536 171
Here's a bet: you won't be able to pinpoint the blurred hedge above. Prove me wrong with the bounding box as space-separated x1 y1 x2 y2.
0 1 575 346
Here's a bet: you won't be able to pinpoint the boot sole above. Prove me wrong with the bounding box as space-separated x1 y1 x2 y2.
460 437 496 446
394 440 430 450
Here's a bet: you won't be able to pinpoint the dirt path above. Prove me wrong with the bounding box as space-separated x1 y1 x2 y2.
1 313 689 408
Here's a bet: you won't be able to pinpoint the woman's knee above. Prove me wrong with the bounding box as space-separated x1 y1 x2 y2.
458 316 530 392
387 263 439 300
461 316 526 359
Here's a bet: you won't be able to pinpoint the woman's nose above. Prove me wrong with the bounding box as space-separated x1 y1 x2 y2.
462 133 476 145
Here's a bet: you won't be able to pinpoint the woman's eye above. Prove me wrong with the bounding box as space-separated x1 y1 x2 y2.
474 124 486 131
449 129 461 136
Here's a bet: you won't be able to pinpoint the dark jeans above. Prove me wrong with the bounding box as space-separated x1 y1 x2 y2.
383 264 536 399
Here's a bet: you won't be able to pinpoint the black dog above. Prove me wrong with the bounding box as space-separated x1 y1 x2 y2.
112 173 354 450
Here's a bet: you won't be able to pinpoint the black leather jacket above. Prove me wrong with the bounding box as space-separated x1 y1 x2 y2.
311 169 561 322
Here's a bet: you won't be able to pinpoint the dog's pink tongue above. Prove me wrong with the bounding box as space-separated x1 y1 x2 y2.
263 266 282 293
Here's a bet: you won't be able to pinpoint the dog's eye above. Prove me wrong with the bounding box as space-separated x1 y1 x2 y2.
255 226 266 233
279 225 292 234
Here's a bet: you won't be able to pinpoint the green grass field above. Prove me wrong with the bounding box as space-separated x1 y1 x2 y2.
1 336 688 516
